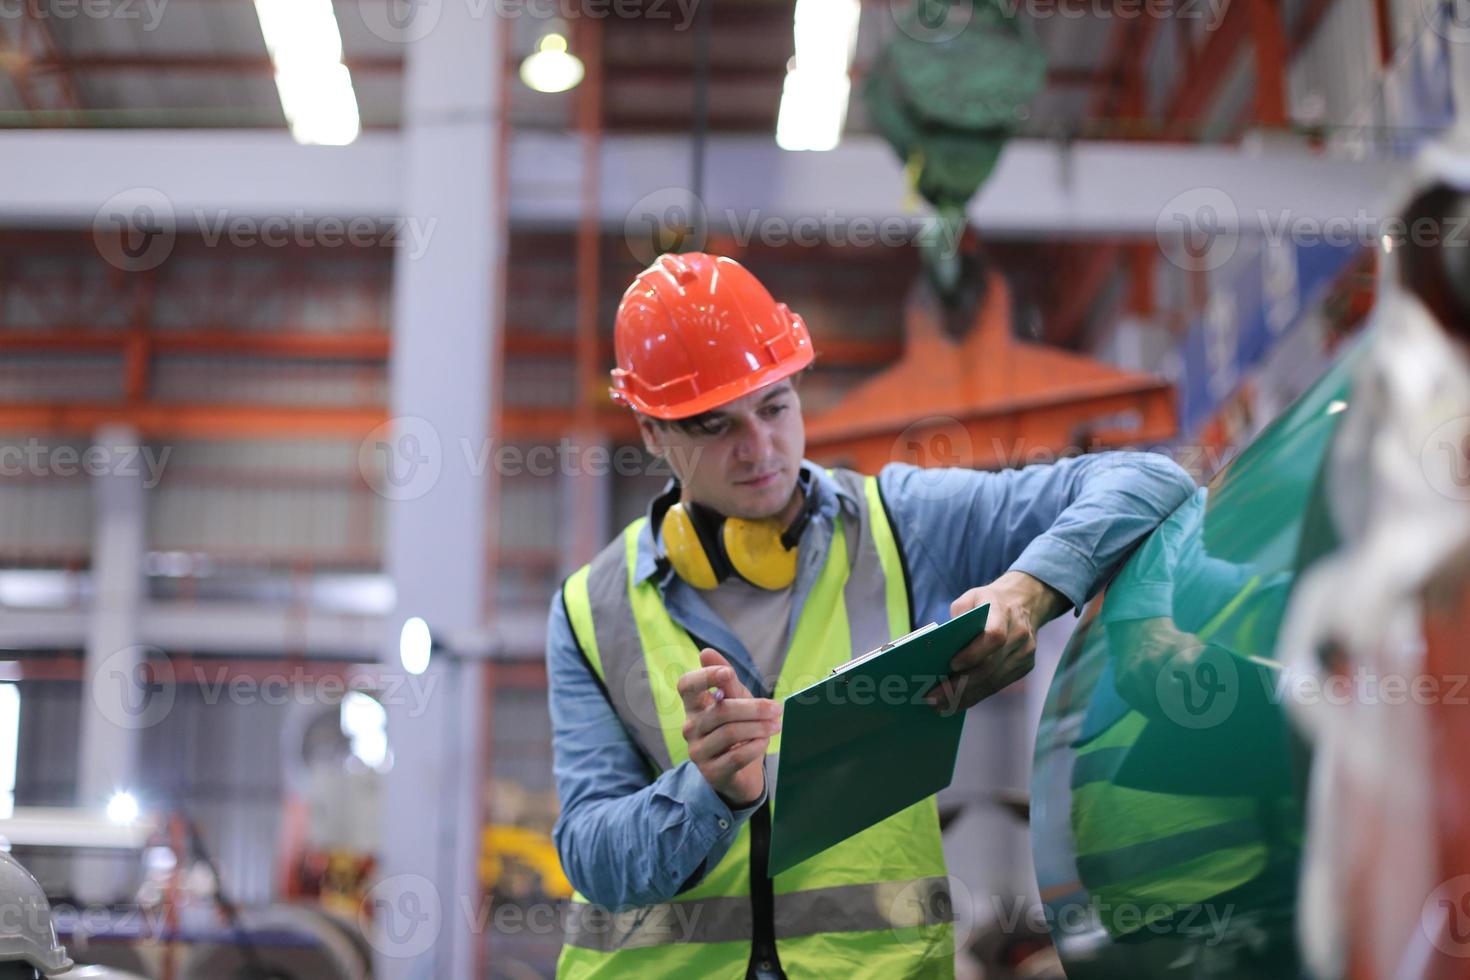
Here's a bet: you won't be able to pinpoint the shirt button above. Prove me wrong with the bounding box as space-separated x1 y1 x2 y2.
718 818 730 830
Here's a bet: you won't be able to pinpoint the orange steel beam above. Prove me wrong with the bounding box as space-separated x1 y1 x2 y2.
1 327 891 366
503 331 901 366
124 273 156 403
574 14 604 422
1127 243 1156 316
10 1 83 115
0 399 641 441
1244 0 1288 128
1372 0 1394 65
1047 242 1125 347
0 402 388 439
0 329 390 359
37 54 403 75
1044 15 1155 346
809 383 1178 475
1164 4 1248 131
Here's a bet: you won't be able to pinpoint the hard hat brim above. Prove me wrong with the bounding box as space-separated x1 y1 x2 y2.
611 343 814 420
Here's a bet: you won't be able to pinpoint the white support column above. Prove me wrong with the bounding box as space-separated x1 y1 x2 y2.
374 3 503 978
74 424 147 903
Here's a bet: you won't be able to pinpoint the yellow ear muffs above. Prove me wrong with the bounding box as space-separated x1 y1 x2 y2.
661 503 721 590
722 516 799 590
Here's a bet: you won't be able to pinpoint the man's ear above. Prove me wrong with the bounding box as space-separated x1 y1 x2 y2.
636 415 663 458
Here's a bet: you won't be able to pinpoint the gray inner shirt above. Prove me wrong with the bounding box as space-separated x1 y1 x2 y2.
701 573 796 693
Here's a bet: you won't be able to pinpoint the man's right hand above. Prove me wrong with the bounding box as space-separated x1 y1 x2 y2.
676 648 782 808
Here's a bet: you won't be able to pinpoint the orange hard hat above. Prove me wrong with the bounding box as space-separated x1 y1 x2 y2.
609 252 814 420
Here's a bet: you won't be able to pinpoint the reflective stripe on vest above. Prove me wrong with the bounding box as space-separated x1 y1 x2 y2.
557 469 954 979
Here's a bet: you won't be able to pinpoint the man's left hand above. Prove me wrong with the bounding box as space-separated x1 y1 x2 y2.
926 571 1070 713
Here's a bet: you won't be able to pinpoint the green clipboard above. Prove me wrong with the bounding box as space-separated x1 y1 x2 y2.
767 601 990 876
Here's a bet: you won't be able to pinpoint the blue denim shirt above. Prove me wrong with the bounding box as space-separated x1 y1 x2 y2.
546 453 1196 910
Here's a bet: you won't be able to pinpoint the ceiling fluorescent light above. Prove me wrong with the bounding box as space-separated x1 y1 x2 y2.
776 0 862 151
776 69 851 152
253 0 361 146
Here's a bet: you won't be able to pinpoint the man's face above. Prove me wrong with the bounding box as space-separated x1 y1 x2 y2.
640 378 806 521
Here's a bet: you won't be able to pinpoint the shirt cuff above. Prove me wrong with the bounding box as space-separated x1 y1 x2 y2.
1008 533 1095 614
666 761 762 849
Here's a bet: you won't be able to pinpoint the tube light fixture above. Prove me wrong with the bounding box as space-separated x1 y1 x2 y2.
253 0 362 146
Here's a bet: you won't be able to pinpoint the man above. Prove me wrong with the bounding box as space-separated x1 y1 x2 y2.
547 252 1195 978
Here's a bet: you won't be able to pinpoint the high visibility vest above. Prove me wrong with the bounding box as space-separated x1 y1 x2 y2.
556 469 955 979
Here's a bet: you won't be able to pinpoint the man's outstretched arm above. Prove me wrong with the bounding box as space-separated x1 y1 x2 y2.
880 451 1197 709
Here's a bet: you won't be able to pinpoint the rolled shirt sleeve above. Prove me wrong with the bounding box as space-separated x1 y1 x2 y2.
878 451 1197 617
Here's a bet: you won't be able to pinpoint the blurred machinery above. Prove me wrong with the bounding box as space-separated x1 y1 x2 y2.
1029 129 1470 979
865 0 1047 301
1278 130 1470 980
